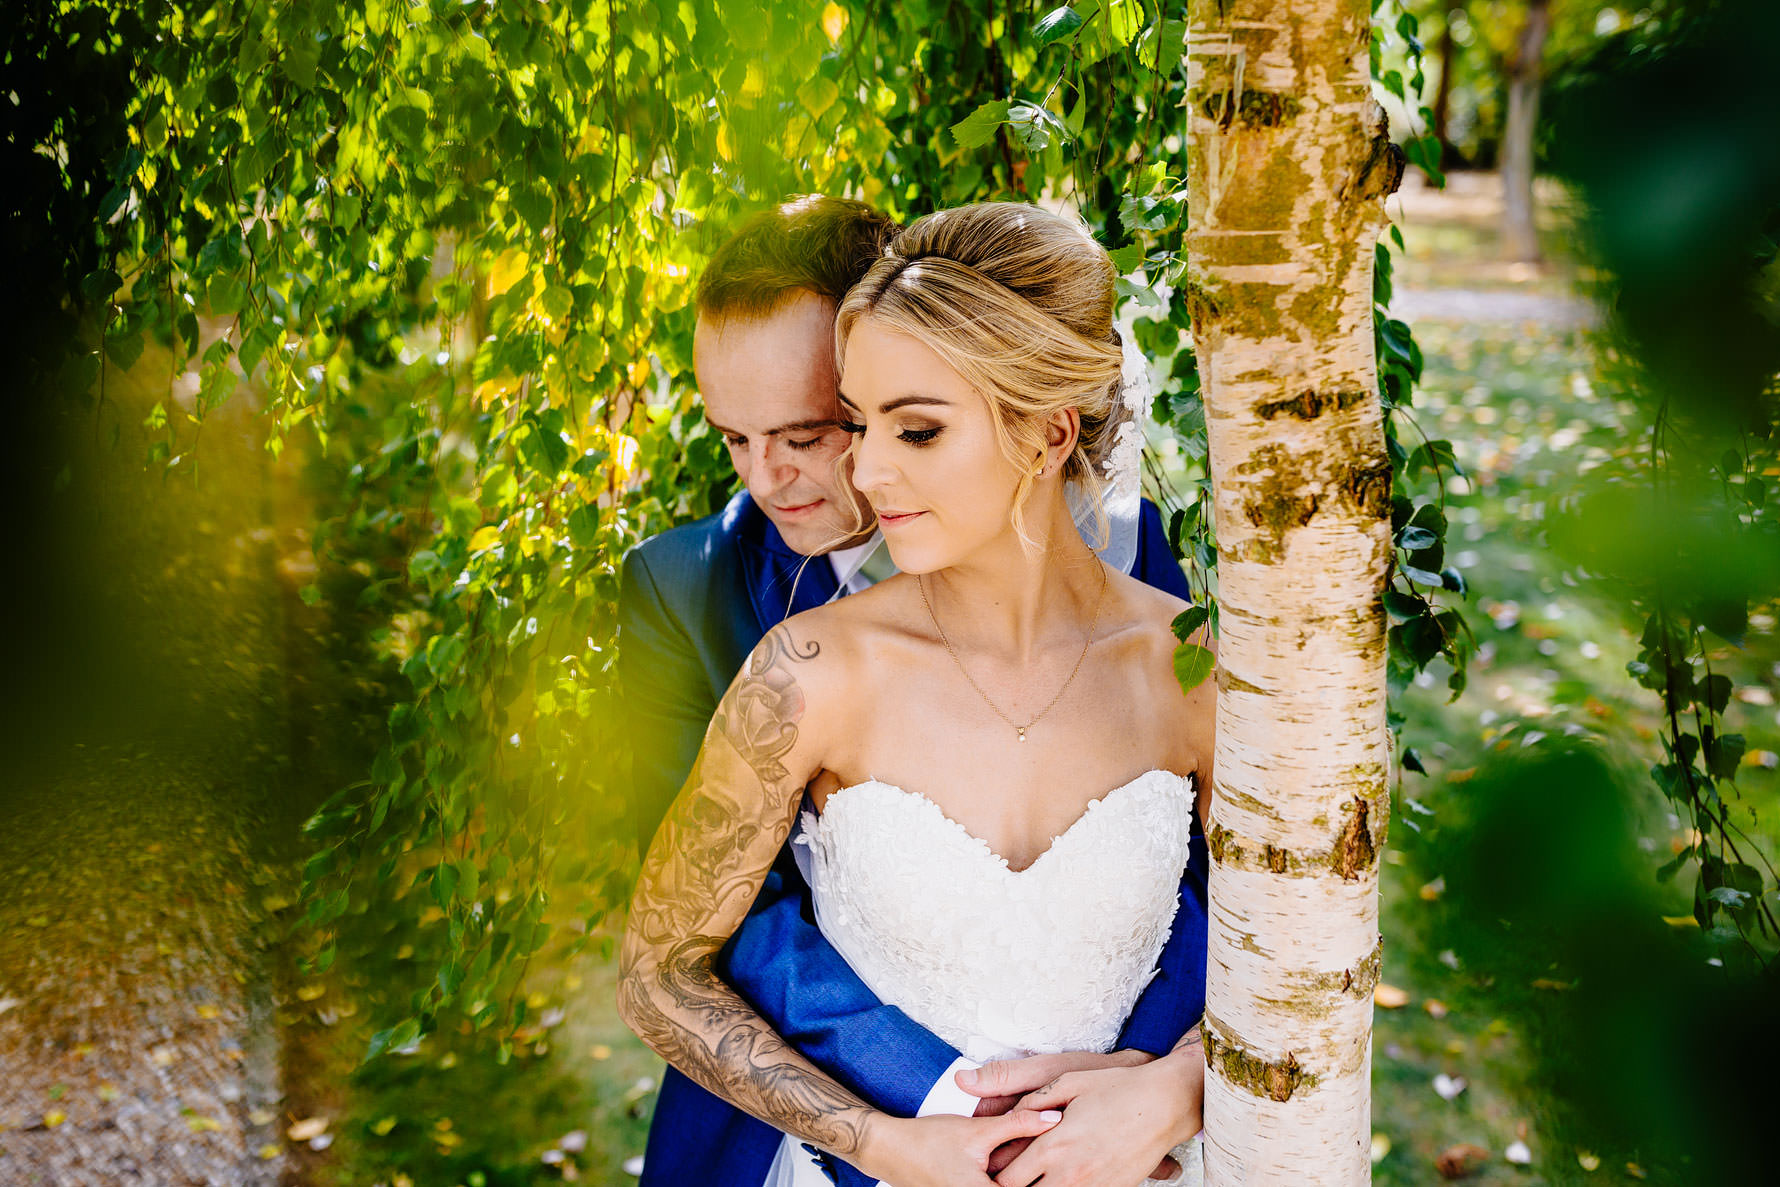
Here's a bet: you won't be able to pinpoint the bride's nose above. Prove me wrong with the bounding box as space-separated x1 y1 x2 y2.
848 427 895 494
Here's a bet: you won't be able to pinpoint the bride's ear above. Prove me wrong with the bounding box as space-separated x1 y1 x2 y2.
1040 408 1081 475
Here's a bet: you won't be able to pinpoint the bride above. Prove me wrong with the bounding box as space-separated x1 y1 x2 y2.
618 202 1216 1187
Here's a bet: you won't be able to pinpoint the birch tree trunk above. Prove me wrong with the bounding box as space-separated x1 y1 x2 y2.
1185 2 1400 1182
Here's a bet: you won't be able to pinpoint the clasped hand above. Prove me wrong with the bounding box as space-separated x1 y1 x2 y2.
965 1048 1198 1186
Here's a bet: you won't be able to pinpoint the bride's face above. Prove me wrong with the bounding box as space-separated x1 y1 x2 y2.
838 317 1029 573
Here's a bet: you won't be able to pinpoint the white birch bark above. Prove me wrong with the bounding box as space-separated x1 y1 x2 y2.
1186 1 1400 1182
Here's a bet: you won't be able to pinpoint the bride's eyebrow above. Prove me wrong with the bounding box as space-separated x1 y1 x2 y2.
836 391 952 415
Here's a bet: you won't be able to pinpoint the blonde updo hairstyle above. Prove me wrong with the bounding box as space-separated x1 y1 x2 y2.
833 202 1128 550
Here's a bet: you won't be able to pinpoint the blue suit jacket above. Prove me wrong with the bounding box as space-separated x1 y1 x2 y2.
618 490 1209 1187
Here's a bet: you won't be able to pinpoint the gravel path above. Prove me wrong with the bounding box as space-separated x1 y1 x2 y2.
0 355 318 1186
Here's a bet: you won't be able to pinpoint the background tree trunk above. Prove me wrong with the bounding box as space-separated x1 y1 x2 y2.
1432 3 1462 166
1185 1 1399 1182
1501 0 1551 261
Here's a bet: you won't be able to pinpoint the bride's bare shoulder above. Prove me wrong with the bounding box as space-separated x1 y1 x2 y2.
1105 568 1206 649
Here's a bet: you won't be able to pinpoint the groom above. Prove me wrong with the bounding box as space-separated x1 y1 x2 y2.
618 195 1209 1186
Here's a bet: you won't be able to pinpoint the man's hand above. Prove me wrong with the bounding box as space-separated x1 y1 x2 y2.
856 1110 1063 1187
957 1050 1178 1179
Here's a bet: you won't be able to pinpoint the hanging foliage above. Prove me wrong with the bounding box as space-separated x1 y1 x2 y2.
21 0 1466 1053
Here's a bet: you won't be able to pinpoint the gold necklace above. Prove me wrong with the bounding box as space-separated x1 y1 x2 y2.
917 565 1108 743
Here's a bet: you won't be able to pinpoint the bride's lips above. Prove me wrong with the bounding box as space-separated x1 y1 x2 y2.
875 509 926 530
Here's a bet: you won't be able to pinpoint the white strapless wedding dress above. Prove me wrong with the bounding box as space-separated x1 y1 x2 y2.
766 769 1204 1187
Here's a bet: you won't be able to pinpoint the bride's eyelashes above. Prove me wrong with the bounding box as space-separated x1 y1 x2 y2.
838 419 944 447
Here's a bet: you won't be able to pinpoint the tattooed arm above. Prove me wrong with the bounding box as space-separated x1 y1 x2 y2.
616 624 1056 1184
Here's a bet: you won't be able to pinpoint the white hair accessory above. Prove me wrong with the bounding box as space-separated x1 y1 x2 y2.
1069 326 1152 573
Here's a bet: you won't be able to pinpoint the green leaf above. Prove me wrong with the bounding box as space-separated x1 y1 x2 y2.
797 76 839 121
1108 0 1144 45
1170 606 1209 643
1382 590 1425 623
282 31 321 89
1172 642 1214 691
432 862 459 911
1034 7 1084 47
1106 243 1145 274
951 100 1011 149
1135 18 1187 73
1401 747 1426 774
1396 525 1436 550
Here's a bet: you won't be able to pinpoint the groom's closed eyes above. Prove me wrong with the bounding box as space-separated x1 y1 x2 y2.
706 414 848 452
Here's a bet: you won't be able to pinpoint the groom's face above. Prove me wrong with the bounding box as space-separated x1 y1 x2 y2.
694 290 874 556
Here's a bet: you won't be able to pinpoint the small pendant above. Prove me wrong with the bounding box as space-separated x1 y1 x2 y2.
1016 727 1026 742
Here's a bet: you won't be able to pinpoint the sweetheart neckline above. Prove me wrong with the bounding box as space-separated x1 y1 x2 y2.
812 768 1194 876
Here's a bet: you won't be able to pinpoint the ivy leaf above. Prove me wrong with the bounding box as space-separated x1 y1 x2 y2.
951 100 1011 149
1400 564 1445 588
1173 642 1215 692
1034 6 1084 47
1401 747 1426 774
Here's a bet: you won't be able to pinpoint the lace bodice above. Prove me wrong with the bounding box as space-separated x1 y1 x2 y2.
794 769 1196 1064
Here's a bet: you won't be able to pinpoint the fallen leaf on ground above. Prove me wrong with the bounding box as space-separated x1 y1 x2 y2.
1433 1073 1468 1100
286 1117 328 1142
1420 877 1446 901
1435 1143 1491 1179
1505 1139 1532 1164
1577 1150 1601 1171
43 1110 67 1129
1424 998 1449 1019
1370 1133 1392 1164
1374 983 1410 1009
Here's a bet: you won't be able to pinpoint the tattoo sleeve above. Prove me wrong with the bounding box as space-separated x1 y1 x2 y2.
616 626 879 1159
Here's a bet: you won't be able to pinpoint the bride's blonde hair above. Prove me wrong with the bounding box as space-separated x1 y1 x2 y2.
833 201 1128 549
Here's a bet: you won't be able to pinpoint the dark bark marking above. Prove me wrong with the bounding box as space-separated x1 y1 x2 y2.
1205 1011 1316 1103
1256 388 1370 421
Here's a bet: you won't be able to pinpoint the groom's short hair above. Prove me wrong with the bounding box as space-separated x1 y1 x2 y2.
696 195 897 324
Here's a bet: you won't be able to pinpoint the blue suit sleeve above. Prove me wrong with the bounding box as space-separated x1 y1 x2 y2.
1116 498 1206 1054
616 547 716 851
721 859 964 1119
1129 497 1192 600
1117 826 1210 1055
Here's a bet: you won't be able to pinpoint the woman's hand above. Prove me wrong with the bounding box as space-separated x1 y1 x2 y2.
858 1110 1065 1187
987 1043 1204 1187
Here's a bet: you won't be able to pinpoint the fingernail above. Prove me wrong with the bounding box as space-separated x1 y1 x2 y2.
1040 1110 1062 1123
957 1067 978 1086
